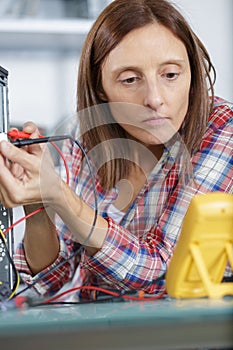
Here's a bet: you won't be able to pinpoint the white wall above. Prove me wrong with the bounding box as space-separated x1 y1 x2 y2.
1 51 79 131
173 0 233 102
0 0 232 132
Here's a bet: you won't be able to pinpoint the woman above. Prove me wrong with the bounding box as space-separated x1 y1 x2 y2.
0 0 232 298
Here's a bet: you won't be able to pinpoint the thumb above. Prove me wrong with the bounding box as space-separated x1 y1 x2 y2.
0 140 33 170
0 140 12 157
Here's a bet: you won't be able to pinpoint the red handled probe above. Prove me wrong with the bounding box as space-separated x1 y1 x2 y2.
7 130 70 147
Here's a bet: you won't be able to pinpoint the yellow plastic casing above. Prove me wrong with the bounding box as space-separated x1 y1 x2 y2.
166 192 233 298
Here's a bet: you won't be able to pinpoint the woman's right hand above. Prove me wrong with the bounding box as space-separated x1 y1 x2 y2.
8 122 41 181
0 121 61 209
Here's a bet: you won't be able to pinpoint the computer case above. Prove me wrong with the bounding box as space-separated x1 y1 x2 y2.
0 65 15 293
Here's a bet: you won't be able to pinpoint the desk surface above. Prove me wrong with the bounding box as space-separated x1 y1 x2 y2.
0 297 233 350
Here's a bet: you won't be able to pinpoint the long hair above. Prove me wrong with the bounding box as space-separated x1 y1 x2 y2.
77 0 215 189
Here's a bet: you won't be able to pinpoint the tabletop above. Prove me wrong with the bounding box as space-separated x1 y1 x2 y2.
0 296 233 350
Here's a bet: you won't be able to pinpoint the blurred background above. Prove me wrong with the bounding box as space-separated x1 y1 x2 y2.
0 0 232 246
0 0 112 133
0 0 232 134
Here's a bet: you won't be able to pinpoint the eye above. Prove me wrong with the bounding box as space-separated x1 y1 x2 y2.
121 76 139 84
164 72 180 80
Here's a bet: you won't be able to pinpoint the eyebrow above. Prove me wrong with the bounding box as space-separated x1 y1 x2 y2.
159 59 186 67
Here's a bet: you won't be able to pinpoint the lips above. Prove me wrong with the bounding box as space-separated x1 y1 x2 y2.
142 116 169 126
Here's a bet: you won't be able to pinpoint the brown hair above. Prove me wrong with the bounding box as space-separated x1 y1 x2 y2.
77 0 215 189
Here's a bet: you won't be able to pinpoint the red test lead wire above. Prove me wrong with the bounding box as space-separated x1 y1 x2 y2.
2 132 71 236
7 130 37 140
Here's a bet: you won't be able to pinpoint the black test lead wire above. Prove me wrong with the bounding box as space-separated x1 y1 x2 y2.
12 135 71 147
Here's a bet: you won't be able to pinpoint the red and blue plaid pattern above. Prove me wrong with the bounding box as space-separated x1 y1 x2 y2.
14 97 233 297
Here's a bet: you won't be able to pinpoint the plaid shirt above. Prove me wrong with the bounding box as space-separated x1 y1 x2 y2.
14 97 233 297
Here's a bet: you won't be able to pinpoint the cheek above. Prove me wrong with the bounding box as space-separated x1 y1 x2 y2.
173 83 190 126
105 88 137 104
179 94 189 115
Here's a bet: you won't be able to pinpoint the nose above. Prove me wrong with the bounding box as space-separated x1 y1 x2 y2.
143 79 164 110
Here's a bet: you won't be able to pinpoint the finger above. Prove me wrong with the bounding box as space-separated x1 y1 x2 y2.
0 176 28 208
8 127 18 133
0 153 19 197
0 140 38 171
0 152 41 208
25 136 51 160
0 140 51 175
10 162 24 179
23 122 41 137
0 152 6 170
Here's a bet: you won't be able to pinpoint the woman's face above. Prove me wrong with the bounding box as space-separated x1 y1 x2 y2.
101 23 191 145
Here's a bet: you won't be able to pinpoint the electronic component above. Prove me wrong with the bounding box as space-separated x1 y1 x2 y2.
0 66 16 300
166 192 233 298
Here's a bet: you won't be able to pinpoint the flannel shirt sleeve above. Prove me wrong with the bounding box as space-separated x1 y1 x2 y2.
81 217 174 294
14 227 80 296
14 136 82 296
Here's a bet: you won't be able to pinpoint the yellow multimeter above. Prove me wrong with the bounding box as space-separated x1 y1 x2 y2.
166 192 233 298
